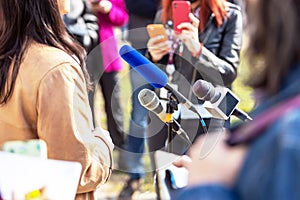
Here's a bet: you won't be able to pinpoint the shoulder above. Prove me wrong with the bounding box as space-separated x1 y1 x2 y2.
256 107 300 151
19 42 85 93
225 2 241 12
23 42 82 77
225 2 242 18
277 108 300 144
223 2 243 28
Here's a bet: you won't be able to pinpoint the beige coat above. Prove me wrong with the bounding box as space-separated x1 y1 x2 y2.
0 42 113 199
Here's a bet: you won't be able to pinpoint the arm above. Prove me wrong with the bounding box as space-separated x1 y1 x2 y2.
179 7 243 87
265 109 300 199
175 185 238 200
37 63 113 193
197 9 243 86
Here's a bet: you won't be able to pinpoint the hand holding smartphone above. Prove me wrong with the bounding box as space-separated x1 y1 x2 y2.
172 1 191 34
146 24 168 42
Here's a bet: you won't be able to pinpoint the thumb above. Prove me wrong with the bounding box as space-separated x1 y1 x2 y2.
189 13 199 28
172 155 192 168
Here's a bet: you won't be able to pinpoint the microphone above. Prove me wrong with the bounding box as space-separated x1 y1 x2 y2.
192 80 252 121
119 44 168 88
138 88 192 145
119 44 199 115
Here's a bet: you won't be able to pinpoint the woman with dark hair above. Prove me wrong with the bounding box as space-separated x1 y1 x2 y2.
0 0 113 199
147 0 243 154
173 0 300 199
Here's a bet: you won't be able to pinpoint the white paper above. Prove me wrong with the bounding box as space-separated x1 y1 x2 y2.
0 152 81 200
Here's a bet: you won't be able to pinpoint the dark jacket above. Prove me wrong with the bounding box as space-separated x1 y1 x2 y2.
152 2 243 103
146 2 243 155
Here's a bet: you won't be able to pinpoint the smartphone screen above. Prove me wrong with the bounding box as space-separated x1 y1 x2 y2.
172 1 191 34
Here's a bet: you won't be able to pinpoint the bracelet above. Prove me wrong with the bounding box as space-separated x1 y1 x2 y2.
192 43 203 57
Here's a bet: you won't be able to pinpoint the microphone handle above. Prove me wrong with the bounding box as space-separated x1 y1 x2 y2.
165 83 208 134
232 108 253 121
165 84 198 114
171 119 192 145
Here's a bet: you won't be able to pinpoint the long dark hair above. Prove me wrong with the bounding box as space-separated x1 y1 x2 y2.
246 0 300 95
0 0 90 104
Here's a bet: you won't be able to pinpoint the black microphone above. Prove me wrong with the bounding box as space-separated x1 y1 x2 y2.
138 88 192 145
193 80 252 121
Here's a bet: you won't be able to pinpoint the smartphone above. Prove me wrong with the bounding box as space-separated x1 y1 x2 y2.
172 1 191 34
146 24 168 42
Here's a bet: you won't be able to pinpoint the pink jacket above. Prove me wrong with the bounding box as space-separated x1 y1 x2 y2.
97 0 128 72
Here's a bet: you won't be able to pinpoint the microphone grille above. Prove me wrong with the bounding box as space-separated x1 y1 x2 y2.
193 80 220 103
193 80 212 99
138 89 156 109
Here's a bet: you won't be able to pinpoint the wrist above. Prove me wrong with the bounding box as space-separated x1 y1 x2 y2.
192 43 203 58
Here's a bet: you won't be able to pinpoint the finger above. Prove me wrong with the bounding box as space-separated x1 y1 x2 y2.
180 29 193 36
153 35 168 44
148 43 169 52
151 49 169 58
178 31 193 42
147 37 162 47
173 155 192 168
149 39 170 50
148 47 168 57
189 13 199 28
177 22 195 31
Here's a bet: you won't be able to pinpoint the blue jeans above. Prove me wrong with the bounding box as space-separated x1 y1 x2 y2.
119 68 153 180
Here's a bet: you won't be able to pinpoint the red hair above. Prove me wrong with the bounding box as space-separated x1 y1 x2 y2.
161 0 227 32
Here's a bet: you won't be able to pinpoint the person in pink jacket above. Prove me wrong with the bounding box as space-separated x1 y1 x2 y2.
87 0 128 148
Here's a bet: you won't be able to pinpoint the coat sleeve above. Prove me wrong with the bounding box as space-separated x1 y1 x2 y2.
271 109 300 199
36 62 113 194
194 7 243 87
175 185 238 200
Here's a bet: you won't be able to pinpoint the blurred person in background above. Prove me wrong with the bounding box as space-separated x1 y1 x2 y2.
146 0 243 155
0 0 113 199
117 0 161 199
87 0 128 148
174 0 300 199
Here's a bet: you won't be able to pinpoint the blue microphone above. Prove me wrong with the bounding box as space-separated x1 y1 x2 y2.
119 45 207 131
119 44 168 88
119 44 192 108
